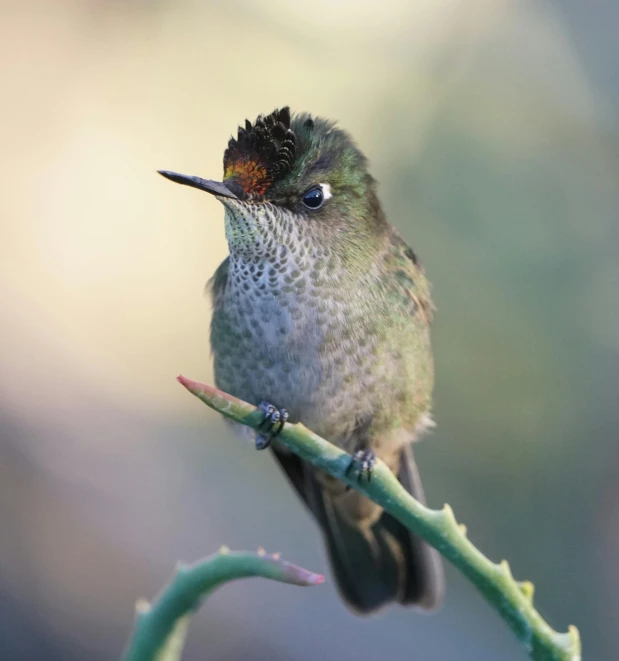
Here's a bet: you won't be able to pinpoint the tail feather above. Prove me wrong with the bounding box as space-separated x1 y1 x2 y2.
318 492 409 613
272 444 444 614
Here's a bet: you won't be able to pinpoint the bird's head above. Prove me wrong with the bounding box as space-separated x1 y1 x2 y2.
159 107 386 265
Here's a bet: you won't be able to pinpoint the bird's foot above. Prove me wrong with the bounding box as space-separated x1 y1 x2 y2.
255 401 289 450
345 449 377 483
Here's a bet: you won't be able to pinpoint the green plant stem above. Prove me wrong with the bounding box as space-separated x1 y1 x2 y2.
122 548 324 661
178 374 581 661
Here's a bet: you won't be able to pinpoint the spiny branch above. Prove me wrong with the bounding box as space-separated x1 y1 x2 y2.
178 374 581 661
121 547 324 661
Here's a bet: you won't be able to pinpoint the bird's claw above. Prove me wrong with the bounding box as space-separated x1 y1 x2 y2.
255 401 289 450
345 449 376 483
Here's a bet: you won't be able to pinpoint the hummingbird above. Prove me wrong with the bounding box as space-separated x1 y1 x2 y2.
159 107 444 613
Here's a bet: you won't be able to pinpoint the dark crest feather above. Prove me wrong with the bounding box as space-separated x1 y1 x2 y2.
223 107 296 195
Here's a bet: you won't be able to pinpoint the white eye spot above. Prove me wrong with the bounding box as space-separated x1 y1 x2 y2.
319 183 332 201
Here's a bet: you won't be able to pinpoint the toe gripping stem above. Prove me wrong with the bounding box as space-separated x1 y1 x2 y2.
255 402 289 450
344 449 376 483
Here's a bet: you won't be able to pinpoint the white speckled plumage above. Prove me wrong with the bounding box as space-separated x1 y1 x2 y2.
210 199 434 455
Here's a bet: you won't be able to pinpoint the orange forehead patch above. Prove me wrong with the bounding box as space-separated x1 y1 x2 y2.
224 158 271 197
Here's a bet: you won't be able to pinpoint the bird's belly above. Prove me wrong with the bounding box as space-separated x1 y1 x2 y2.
213 317 328 423
211 287 431 447
212 300 381 441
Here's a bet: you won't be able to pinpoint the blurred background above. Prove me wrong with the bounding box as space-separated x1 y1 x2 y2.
1 1 617 659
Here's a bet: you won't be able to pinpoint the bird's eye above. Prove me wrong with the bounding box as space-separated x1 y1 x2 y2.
302 184 331 209
302 187 323 209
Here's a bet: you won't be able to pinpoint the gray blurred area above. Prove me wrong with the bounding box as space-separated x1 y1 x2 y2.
1 1 618 659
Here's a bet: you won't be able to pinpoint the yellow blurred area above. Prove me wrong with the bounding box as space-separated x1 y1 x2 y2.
0 0 600 419
0 0 531 416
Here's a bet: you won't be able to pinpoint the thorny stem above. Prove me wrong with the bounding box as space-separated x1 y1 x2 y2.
121 548 324 661
178 374 581 661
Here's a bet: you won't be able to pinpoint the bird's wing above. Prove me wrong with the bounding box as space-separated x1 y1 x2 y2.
386 227 434 325
205 256 230 306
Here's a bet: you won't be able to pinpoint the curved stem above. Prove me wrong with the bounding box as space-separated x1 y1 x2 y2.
122 548 323 661
178 374 581 661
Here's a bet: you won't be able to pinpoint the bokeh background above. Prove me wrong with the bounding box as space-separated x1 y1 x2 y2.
1 1 618 659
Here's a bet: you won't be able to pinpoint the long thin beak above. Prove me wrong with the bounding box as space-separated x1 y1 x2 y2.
157 170 239 199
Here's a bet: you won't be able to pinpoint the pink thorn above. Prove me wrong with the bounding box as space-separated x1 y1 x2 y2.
177 375 251 409
308 573 325 585
177 375 217 397
177 374 199 390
